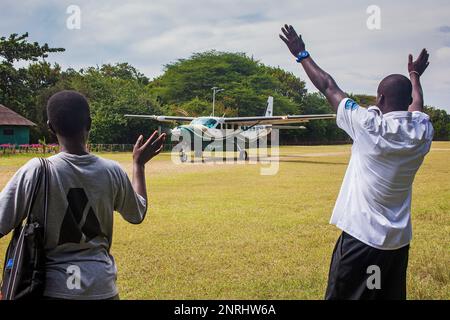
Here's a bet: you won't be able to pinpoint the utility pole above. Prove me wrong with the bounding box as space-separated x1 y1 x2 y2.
211 87 224 116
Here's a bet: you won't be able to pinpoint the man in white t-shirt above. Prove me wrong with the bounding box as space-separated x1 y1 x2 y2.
280 24 434 299
0 90 166 299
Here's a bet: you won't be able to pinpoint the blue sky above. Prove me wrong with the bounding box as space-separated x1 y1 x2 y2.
2 0 449 110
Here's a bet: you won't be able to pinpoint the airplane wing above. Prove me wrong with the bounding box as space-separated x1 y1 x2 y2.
272 125 306 129
124 115 195 122
223 114 336 125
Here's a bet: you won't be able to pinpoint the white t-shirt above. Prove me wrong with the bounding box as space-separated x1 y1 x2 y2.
330 98 434 250
0 152 147 299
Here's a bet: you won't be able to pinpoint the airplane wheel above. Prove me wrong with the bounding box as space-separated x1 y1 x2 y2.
239 150 248 161
180 151 188 163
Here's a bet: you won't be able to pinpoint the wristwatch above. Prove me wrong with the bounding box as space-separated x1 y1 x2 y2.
296 50 310 63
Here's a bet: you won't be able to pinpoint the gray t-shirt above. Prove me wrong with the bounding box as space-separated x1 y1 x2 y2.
0 152 147 299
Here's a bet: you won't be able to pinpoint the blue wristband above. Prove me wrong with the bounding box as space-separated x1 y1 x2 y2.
296 51 310 63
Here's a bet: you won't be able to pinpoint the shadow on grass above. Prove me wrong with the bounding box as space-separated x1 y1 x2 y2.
277 159 347 165
184 156 347 166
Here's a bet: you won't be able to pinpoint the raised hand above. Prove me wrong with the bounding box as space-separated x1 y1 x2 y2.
408 49 430 76
133 131 166 166
279 24 305 57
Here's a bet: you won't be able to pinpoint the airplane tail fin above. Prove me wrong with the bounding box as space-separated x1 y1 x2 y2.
265 96 273 117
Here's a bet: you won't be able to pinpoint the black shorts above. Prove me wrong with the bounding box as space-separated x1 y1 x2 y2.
325 232 409 300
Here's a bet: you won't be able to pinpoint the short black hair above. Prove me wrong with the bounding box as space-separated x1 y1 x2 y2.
377 74 412 111
47 90 91 137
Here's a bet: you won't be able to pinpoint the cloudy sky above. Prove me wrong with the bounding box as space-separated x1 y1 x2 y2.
2 0 449 110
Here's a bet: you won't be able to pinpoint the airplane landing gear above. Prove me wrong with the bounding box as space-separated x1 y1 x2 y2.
239 150 248 161
179 146 203 163
180 150 188 163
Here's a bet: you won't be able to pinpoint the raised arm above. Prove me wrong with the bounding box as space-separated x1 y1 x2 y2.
408 48 430 112
279 24 346 112
132 131 166 201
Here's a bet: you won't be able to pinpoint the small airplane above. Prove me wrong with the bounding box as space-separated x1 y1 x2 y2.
125 96 335 162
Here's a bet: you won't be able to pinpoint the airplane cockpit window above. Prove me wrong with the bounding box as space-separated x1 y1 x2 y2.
191 118 218 128
204 119 217 128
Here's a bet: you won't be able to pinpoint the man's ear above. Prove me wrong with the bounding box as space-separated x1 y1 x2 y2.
376 94 384 107
47 120 56 135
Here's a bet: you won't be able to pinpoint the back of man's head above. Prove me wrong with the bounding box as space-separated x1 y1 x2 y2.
377 74 413 112
47 90 91 137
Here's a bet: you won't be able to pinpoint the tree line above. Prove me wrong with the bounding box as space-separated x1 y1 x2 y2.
1 33 449 144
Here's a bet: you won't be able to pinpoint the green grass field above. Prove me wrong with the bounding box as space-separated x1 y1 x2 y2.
0 143 449 299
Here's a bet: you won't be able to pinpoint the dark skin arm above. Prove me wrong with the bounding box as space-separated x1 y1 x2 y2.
132 130 166 201
408 48 430 112
279 24 346 112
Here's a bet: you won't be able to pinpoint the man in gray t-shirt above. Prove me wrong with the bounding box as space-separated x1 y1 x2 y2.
0 90 165 299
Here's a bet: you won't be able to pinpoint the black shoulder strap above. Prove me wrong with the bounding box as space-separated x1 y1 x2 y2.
26 159 49 232
24 159 44 224
41 158 49 242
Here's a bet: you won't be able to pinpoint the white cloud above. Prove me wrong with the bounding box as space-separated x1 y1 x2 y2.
1 0 449 110
436 47 450 60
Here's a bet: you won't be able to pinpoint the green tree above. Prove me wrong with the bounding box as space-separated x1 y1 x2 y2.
0 33 64 113
351 94 377 107
424 106 450 140
0 33 64 141
283 92 348 144
38 64 161 144
2 35 449 145
149 51 307 118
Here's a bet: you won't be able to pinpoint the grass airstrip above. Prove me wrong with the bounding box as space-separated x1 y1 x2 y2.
0 143 449 299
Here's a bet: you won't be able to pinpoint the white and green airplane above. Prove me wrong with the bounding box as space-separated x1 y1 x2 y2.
125 97 335 161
